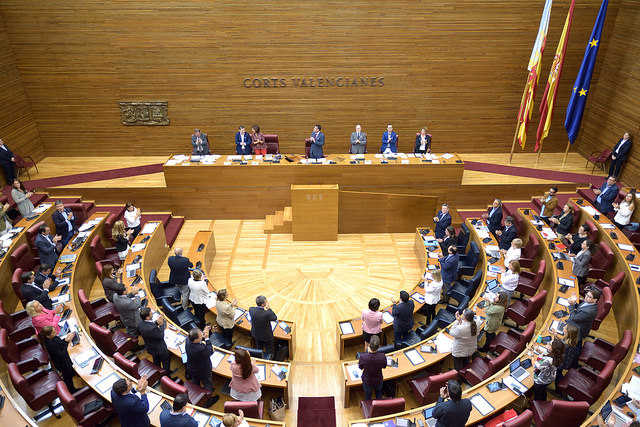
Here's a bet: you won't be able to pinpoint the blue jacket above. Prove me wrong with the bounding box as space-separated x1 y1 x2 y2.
434 211 451 239
168 255 193 286
487 206 503 234
159 409 198 427
235 131 252 155
111 390 150 427
439 253 459 284
35 233 58 267
499 225 517 251
309 131 325 159
52 208 75 237
380 131 398 153
595 183 618 214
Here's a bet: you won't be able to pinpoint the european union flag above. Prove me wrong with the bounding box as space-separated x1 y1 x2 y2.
564 0 608 143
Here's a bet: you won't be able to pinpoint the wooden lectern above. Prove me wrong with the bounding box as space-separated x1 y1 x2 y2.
291 184 338 241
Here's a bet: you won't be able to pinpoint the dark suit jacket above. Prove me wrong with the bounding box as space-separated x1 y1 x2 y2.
380 131 398 153
43 335 73 373
391 300 415 332
20 282 53 310
235 131 253 155
434 211 452 239
0 145 14 167
433 397 472 427
53 208 75 237
186 338 213 381
439 253 459 285
612 138 632 162
191 134 210 155
167 255 193 286
35 233 58 267
110 390 150 427
595 183 618 214
34 270 56 287
487 206 503 234
568 302 598 340
138 320 168 357
249 306 277 342
499 225 517 251
159 409 198 427
439 235 457 254
309 131 325 159
414 133 432 153
554 211 573 236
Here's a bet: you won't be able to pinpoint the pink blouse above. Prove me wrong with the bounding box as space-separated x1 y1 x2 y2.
32 309 61 335
361 310 383 334
230 362 261 393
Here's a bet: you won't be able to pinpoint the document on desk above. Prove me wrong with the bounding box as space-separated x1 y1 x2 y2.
622 375 640 400
210 351 226 369
470 393 494 415
382 311 394 324
404 348 425 366
126 263 140 276
618 243 635 251
428 251 440 259
131 242 146 252
540 227 557 240
556 297 571 307
233 307 246 322
146 392 163 413
33 203 52 214
503 375 527 396
411 292 425 304
339 321 355 335
600 223 615 229
255 364 266 382
192 411 211 427
558 278 575 287
365 160 372 164
141 222 159 234
347 364 363 381
73 348 98 368
95 372 122 394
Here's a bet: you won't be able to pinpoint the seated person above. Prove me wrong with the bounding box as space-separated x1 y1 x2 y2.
482 198 503 235
250 125 266 155
593 176 618 215
496 216 517 251
563 223 589 254
191 128 210 155
538 186 558 219
414 127 431 154
235 126 252 155
350 124 367 154
308 124 325 159
549 204 574 235
380 124 398 154
21 270 55 309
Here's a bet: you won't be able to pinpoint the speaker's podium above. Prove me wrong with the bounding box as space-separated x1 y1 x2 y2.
291 184 338 241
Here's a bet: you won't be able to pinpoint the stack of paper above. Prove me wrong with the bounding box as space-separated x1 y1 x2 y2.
141 222 159 234
146 393 163 413
441 153 454 159
346 364 363 381
622 375 640 400
131 243 146 252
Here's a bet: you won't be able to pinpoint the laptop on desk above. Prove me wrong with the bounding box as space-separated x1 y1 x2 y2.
509 359 530 382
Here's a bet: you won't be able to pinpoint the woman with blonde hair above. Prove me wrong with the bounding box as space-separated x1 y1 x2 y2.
27 300 63 335
613 190 636 229
216 289 237 349
222 409 249 427
503 238 522 266
498 260 520 306
112 220 132 260
188 269 209 328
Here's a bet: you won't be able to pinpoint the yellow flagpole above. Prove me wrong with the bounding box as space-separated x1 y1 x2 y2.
509 82 530 164
562 140 571 167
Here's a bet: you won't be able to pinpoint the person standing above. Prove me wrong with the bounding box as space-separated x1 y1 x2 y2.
609 132 633 178
414 127 432 154
101 264 125 303
502 238 522 266
168 248 193 310
593 176 619 215
113 291 142 337
124 202 142 239
538 186 558 220
433 379 472 427
188 269 209 328
229 348 262 401
613 191 636 229
567 287 600 345
186 326 220 405
570 239 592 292
40 326 78 393
26 300 63 335
350 124 367 154
433 204 452 239
437 225 457 254
235 126 252 155
380 124 398 154
191 129 210 155
250 125 266 155
423 270 443 324
479 292 507 352
361 298 383 352
52 201 76 246
308 124 325 159
439 246 459 299
391 290 415 349
111 377 151 427
358 335 387 400
483 199 503 235
215 289 237 349
532 339 564 401
112 220 132 261
555 324 580 390
0 138 16 185
496 216 517 251
449 309 480 371
34 225 61 267
10 179 34 218
159 393 197 427
249 295 278 359
138 307 172 372
498 260 520 306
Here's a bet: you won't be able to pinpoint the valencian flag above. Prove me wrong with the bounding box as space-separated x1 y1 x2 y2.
517 0 553 149
535 0 576 152
565 0 609 143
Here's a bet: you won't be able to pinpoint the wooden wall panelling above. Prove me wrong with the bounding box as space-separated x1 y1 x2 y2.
292 184 338 240
0 1 619 157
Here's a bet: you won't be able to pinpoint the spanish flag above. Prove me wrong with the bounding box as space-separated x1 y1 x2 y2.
516 0 553 149
536 0 575 152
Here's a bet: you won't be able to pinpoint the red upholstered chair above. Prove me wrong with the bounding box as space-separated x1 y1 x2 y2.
584 220 598 242
506 290 547 327
579 329 632 372
263 134 280 154
13 153 39 180
585 149 612 173
8 362 61 414
515 260 545 297
304 138 312 158
160 376 216 408
56 382 113 426
10 243 38 272
589 270 625 297
11 267 25 305
518 233 539 269
531 399 589 427
224 400 265 419
483 409 519 427
88 322 135 355
26 221 45 252
78 289 119 326
0 300 34 341
113 353 167 386
489 321 535 355
459 349 511 386
592 286 612 331
0 328 48 372
90 234 121 268
587 241 613 280
557 359 616 404
407 369 458 406
66 202 94 225
104 210 125 243
503 409 533 427
360 398 406 419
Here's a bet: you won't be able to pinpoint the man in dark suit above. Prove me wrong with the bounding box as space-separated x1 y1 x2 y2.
235 126 252 155
593 176 619 215
34 264 57 292
159 393 198 427
609 132 632 178
391 290 415 349
111 377 151 427
567 287 600 345
433 203 452 239
433 379 472 427
35 225 61 267
249 295 278 359
414 128 432 154
168 248 193 310
380 124 398 153
308 124 325 159
138 307 172 372
439 246 459 298
52 201 76 246
496 216 517 251
483 199 503 235
0 138 16 185
185 326 220 405
191 129 210 155
20 270 54 309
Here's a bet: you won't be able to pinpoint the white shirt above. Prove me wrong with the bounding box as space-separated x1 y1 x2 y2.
500 270 519 292
423 280 443 305
124 209 140 228
614 201 634 225
420 135 427 151
188 278 209 305
504 247 521 266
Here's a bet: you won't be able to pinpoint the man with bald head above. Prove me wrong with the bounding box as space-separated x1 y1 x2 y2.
168 247 193 310
350 124 367 154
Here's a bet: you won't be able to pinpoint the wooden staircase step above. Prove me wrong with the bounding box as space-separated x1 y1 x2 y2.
264 214 275 232
274 210 284 226
284 206 292 221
